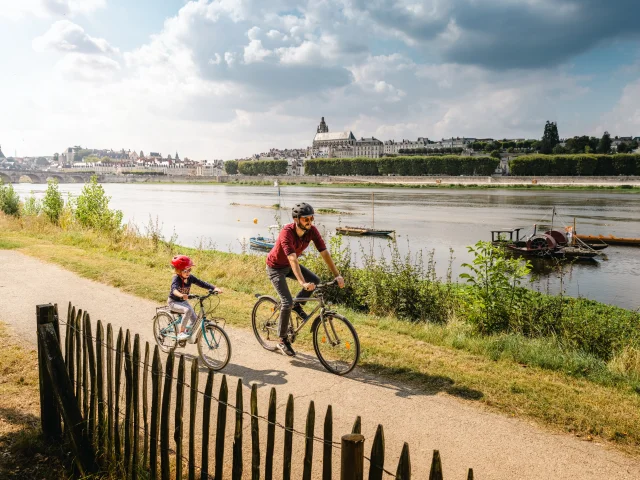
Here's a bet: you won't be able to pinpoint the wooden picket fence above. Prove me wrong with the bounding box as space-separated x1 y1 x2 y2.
35 302 476 479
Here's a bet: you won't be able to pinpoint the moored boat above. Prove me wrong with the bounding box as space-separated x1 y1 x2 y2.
336 226 395 237
575 234 640 246
249 236 275 250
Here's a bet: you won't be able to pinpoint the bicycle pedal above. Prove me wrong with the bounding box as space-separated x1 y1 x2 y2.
178 340 187 347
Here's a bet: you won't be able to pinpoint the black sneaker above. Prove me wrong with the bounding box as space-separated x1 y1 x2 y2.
276 339 296 357
293 304 309 321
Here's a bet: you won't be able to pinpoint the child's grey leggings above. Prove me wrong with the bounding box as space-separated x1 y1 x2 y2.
167 299 196 330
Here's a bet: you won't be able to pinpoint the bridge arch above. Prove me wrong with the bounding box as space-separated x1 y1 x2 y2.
0 172 12 184
71 175 87 183
19 173 43 183
46 175 65 184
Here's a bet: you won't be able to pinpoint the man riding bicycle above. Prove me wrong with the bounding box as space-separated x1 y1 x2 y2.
266 202 344 357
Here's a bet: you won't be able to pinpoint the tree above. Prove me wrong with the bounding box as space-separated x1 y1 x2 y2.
140 150 144 157
0 181 20 216
42 179 64 224
540 121 560 154
53 153 59 163
552 144 566 154
597 131 612 154
490 150 501 159
617 142 629 153
224 160 239 175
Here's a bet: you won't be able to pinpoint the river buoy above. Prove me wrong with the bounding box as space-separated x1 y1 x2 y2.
253 218 258 224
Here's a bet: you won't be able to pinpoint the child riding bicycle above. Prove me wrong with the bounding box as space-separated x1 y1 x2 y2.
168 255 223 341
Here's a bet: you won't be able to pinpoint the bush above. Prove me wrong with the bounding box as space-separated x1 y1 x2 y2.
224 160 238 175
21 193 41 217
42 179 64 224
74 175 123 232
0 181 20 216
238 160 288 176
508 154 640 176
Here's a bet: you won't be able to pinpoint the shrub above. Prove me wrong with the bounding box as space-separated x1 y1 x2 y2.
74 175 123 232
0 181 20 216
42 179 65 224
21 193 41 217
238 160 288 176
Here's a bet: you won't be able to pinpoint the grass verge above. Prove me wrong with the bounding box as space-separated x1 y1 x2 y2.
1 214 640 456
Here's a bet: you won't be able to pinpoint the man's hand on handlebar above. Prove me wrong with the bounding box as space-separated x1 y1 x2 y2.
335 275 345 288
302 282 316 291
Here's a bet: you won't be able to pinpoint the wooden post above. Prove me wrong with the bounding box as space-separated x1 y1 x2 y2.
114 328 124 467
352 416 362 434
232 379 243 480
214 375 228 480
66 307 76 393
174 355 186 480
368 425 385 480
65 304 73 373
467 468 474 480
340 434 364 480
200 370 214 480
265 388 276 480
322 405 332 480
303 401 315 480
36 304 62 438
142 342 150 470
428 450 443 480
82 312 89 422
38 323 98 475
106 324 114 462
150 346 162 480
124 331 133 477
395 443 410 480
84 315 97 443
132 334 141 480
250 384 260 480
161 352 175 480
188 359 199 480
74 309 82 410
283 394 294 480
96 320 106 462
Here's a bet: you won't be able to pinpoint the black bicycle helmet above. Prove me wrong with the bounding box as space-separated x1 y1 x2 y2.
292 202 314 218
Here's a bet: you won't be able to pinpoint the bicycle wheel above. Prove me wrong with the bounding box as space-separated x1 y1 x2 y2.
251 296 280 351
153 311 178 353
198 324 231 371
312 314 360 375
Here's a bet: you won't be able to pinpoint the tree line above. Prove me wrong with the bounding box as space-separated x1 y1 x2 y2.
304 156 499 176
508 154 640 176
224 159 288 175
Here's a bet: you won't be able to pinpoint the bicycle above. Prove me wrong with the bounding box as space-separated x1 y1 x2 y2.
251 279 360 375
153 291 231 371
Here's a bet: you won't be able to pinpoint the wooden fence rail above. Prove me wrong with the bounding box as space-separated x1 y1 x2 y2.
35 302 476 479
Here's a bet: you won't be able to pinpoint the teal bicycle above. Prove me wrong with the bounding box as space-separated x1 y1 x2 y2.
153 291 231 371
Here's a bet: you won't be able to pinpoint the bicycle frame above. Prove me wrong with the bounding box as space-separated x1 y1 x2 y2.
161 293 223 348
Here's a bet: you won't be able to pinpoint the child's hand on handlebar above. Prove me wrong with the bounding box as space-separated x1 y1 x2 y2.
210 287 224 294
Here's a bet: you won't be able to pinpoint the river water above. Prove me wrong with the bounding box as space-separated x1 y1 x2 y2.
12 183 640 310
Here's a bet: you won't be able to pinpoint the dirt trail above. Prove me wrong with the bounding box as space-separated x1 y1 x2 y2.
1 249 639 479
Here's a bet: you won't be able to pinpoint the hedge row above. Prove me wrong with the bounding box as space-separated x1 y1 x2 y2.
237 160 288 176
304 156 499 176
508 154 640 176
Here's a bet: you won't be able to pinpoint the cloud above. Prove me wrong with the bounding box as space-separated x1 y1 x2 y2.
348 0 640 70
0 0 105 20
56 53 121 82
601 79 640 135
33 20 119 55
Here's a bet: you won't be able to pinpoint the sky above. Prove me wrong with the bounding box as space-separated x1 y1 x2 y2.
1 0 639 160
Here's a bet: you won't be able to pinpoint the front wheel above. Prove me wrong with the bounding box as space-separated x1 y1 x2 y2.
153 311 178 353
252 296 280 351
312 314 360 375
197 324 231 371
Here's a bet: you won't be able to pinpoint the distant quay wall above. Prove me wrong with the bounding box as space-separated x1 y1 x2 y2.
99 174 640 187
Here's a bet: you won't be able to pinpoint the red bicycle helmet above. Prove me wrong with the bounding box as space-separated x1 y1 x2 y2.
171 255 194 270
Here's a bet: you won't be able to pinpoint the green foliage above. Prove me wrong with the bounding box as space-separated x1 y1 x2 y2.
224 160 239 174
0 181 20 216
74 175 123 231
540 120 560 154
304 156 499 176
42 179 65 224
21 193 41 217
459 241 532 334
490 150 501 159
597 131 612 154
508 154 640 176
237 160 288 175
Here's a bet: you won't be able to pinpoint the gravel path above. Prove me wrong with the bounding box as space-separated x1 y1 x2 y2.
1 249 639 479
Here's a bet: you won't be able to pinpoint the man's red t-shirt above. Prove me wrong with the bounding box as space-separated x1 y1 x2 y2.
266 223 327 268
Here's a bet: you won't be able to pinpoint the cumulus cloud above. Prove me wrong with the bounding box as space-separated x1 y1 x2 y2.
33 20 119 55
56 53 121 82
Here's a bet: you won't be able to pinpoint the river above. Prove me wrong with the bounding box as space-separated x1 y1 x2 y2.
12 183 640 310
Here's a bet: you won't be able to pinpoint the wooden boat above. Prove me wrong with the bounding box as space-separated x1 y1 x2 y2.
576 234 640 246
336 226 395 237
492 228 599 260
249 236 274 250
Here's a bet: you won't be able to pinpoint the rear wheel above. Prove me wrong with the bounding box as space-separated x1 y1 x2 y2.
251 296 280 351
312 314 360 375
153 311 178 353
197 324 231 371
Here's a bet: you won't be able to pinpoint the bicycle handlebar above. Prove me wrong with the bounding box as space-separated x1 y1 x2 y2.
188 290 219 300
315 279 338 289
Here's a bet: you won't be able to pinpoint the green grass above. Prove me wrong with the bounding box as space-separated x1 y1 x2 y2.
2 214 640 455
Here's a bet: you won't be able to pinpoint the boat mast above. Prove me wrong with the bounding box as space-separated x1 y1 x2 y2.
372 192 375 228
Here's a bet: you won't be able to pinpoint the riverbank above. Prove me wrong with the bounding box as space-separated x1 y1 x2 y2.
1 213 640 456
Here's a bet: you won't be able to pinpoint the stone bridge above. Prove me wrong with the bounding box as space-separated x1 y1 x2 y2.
0 169 96 184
